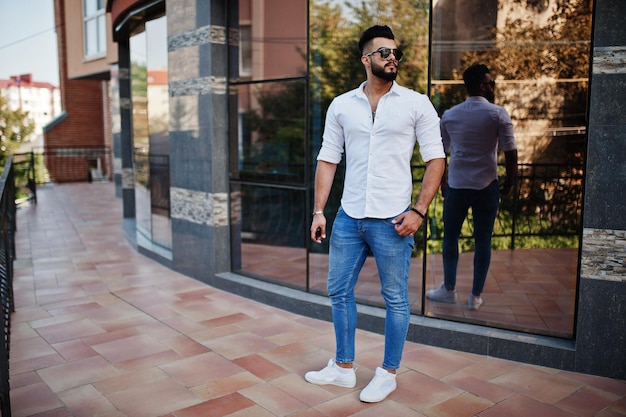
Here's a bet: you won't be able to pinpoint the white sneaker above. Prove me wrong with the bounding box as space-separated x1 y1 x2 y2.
468 294 483 311
359 367 397 403
426 282 457 303
304 359 356 388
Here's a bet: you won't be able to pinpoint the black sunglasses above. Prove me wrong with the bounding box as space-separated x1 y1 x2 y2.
365 47 403 62
482 80 496 87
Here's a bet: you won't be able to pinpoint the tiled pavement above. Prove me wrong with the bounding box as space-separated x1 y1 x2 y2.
9 182 626 417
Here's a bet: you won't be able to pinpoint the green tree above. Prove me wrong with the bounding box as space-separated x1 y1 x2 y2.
0 95 35 165
310 0 431 111
447 0 592 139
346 0 430 92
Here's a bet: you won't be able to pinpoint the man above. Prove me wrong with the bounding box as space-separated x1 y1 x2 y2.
304 25 445 403
426 63 518 311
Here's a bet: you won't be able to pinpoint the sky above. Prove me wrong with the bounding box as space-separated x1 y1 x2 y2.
0 0 59 86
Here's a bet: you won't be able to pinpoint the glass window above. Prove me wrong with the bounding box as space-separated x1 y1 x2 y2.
428 0 591 338
233 0 306 82
232 80 307 185
229 0 590 339
230 0 308 288
307 1 431 311
130 15 171 251
83 0 106 59
231 183 307 289
239 25 252 78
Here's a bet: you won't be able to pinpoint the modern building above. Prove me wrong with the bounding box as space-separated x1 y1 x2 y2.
44 0 117 182
52 0 625 380
0 74 61 149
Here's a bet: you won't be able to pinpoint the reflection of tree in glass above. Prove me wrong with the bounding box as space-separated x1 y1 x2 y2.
311 0 431 112
426 0 590 251
131 62 149 147
443 0 591 164
243 81 306 179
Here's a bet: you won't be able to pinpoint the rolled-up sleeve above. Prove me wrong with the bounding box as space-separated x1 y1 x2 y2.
317 100 345 164
415 96 446 162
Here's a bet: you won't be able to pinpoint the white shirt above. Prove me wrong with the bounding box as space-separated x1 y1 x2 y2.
441 96 517 190
317 81 445 219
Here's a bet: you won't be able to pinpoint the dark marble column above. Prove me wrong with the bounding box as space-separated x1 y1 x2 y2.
577 0 626 379
167 0 232 281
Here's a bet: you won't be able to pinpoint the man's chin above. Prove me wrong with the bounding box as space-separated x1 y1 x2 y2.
372 66 398 81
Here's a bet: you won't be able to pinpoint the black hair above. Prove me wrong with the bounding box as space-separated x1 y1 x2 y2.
358 25 395 54
463 64 490 94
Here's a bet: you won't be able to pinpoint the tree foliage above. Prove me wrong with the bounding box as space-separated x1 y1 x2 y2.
0 95 35 166
434 0 592 165
310 0 431 111
458 0 591 80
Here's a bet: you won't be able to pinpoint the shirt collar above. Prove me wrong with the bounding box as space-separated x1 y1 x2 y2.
357 81 398 98
467 95 490 103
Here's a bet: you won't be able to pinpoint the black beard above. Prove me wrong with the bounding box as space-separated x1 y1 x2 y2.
372 62 398 81
486 91 495 103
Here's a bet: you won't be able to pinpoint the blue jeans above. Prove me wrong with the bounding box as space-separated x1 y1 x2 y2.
327 207 414 370
442 180 500 296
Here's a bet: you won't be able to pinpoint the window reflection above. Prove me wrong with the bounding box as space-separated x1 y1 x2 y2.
428 0 591 337
236 0 307 82
234 184 307 289
130 15 171 250
230 0 308 287
234 80 306 185
229 0 590 339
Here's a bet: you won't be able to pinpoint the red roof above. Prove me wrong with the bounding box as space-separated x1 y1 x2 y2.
147 70 168 85
0 74 58 90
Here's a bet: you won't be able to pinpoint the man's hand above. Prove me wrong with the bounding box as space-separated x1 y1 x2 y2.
391 210 424 236
311 214 326 243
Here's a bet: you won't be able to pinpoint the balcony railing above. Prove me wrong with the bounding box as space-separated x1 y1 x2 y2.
0 155 17 417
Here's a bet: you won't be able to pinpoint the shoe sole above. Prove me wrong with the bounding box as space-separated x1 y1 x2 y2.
304 375 356 388
426 295 457 304
360 386 396 402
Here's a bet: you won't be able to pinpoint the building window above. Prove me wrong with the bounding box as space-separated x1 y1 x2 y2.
83 0 106 59
239 25 252 78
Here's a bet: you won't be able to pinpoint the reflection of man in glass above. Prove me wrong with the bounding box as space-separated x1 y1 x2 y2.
304 25 445 403
427 64 518 311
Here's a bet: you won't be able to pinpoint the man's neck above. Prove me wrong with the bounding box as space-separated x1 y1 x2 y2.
365 79 392 97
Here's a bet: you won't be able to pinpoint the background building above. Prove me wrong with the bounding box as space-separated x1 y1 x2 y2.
51 0 625 379
0 74 61 150
44 0 117 182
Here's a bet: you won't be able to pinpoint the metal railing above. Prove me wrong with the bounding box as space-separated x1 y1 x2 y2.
238 162 584 253
0 155 17 417
447 162 584 250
